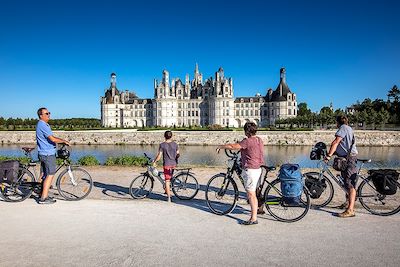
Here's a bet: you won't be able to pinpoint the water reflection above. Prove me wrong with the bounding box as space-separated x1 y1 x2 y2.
0 144 399 168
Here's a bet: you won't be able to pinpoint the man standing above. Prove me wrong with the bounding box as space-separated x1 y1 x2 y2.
36 107 70 204
217 122 264 225
324 115 358 217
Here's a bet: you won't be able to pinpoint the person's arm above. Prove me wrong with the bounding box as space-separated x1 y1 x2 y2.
216 143 242 153
324 136 343 161
48 135 70 146
153 149 163 166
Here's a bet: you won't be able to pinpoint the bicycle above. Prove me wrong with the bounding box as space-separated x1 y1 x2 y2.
0 144 93 202
129 153 199 200
205 149 311 223
304 157 400 216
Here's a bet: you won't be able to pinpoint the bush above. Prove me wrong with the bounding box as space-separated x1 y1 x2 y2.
77 155 100 166
104 155 148 166
0 156 30 164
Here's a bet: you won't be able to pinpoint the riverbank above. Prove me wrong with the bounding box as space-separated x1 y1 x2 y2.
1 130 400 146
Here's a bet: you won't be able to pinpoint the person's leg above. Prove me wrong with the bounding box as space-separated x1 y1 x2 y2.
338 157 357 217
41 174 55 199
243 168 262 223
247 190 258 222
39 155 56 202
163 167 173 202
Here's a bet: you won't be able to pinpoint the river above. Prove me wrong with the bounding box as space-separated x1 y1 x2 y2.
1 144 399 169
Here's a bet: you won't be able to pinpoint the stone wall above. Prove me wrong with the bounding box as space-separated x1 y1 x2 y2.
1 130 399 146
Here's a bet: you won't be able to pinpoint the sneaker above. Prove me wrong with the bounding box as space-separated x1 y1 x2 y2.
337 209 355 218
38 197 56 204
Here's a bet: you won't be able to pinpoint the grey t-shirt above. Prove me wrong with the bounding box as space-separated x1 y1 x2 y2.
335 125 358 157
159 141 179 166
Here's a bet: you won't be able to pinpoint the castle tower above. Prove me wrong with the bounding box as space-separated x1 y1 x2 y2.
110 73 117 96
162 70 170 97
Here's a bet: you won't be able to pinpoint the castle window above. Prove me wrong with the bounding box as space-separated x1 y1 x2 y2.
294 109 296 115
250 110 253 116
255 110 259 116
178 111 181 116
196 103 199 108
288 95 291 100
245 110 249 116
288 109 292 115
196 111 199 116
188 111 191 116
192 103 195 108
288 102 292 106
236 110 239 116
236 104 239 108
264 110 267 116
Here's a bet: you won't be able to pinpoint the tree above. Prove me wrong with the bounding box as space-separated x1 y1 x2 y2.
298 102 311 117
388 85 400 102
376 107 390 129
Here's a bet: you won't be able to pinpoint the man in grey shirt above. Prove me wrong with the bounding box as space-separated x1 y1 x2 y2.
325 115 358 218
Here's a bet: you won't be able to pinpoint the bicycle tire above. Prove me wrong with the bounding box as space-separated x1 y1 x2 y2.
264 178 310 223
0 167 34 202
205 173 239 215
129 174 154 199
171 173 199 200
56 167 93 201
358 176 400 216
304 172 334 208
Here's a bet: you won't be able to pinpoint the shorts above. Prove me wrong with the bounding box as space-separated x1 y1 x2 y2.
39 154 57 179
163 166 175 181
341 155 358 190
242 168 262 192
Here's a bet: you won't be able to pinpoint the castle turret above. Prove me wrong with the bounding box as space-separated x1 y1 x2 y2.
110 73 117 96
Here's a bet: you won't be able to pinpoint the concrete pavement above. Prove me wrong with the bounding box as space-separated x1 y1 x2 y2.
0 198 399 267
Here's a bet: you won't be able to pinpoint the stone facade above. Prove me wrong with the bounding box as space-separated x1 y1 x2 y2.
100 65 297 128
3 130 400 146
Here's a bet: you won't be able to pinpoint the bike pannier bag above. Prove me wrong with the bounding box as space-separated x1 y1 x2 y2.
369 169 399 195
333 157 348 172
279 164 303 205
0 160 20 184
305 176 327 199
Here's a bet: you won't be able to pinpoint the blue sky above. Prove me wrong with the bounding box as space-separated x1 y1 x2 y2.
0 0 399 119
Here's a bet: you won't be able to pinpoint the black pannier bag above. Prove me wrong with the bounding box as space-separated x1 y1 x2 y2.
305 176 327 199
310 142 327 160
369 169 399 195
0 160 20 184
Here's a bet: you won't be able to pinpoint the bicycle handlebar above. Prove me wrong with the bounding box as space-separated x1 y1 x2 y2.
224 149 239 159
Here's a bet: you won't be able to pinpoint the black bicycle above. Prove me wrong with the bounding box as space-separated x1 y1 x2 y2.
305 152 400 216
129 153 199 200
205 149 310 223
0 144 93 202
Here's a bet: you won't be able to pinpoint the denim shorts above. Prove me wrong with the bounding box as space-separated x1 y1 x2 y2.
39 154 57 178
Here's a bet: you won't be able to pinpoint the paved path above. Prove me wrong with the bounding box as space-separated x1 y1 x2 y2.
1 198 399 267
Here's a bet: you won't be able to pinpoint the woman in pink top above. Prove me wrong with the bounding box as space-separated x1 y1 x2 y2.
217 122 264 225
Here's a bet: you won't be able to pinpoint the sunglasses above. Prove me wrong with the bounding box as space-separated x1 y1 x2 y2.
42 112 51 116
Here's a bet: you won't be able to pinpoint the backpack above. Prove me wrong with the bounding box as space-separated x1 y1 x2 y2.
369 169 399 195
279 164 303 206
305 176 327 199
0 160 20 184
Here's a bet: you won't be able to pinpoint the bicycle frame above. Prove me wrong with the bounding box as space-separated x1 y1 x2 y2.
316 160 373 198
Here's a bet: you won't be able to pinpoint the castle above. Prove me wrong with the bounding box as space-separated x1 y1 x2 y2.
101 65 297 128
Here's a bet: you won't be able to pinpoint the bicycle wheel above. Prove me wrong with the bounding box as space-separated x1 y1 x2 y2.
205 173 239 215
0 167 34 202
358 176 400 216
56 167 93 201
129 174 154 199
171 173 199 200
304 172 334 208
264 179 310 223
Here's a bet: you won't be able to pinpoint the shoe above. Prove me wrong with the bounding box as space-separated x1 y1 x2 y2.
337 210 355 218
257 210 266 215
241 220 258 225
38 197 56 204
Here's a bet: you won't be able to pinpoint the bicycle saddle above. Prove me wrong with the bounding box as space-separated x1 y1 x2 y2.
22 147 35 153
